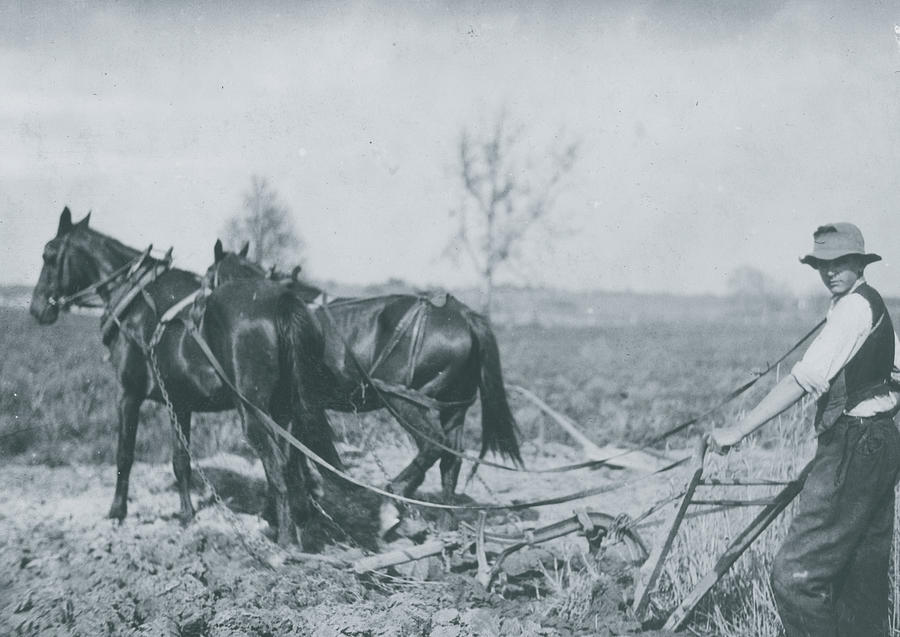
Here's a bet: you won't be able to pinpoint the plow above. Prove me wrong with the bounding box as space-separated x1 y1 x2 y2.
346 435 808 632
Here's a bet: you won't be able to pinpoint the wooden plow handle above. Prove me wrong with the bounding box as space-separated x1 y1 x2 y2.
662 463 810 631
632 435 810 631
632 436 707 617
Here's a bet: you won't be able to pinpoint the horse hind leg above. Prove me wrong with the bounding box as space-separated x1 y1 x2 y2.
171 408 194 525
109 391 142 521
241 406 297 546
378 397 443 536
285 447 324 551
438 408 467 499
383 397 444 497
436 408 467 529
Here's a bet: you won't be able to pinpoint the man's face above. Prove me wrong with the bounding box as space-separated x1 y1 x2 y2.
816 255 864 296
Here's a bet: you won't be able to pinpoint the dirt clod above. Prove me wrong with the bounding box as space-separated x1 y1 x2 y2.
0 456 683 637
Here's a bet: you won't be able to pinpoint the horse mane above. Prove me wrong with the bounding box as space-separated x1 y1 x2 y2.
69 225 161 271
211 250 323 303
58 224 175 303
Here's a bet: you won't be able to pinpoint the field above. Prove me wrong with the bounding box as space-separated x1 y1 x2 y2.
1 299 897 636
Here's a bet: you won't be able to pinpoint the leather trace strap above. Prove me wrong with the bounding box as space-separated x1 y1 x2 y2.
317 295 828 475
159 289 202 325
184 323 688 512
366 300 425 377
175 297 827 511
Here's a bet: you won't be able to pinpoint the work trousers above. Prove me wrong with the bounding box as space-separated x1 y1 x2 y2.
771 414 900 637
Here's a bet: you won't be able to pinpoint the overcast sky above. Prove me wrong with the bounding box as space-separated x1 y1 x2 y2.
3 1 899 296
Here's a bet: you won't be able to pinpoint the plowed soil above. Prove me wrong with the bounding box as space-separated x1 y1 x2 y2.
0 443 687 636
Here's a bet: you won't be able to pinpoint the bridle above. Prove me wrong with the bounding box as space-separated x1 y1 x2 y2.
46 235 155 311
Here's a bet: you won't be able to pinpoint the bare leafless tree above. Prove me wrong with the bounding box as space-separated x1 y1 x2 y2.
446 112 578 317
224 175 303 268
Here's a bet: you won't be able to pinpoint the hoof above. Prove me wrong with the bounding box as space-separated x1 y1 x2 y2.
276 526 296 547
108 503 127 521
395 516 429 541
379 501 401 538
261 524 278 541
307 463 325 500
299 528 324 554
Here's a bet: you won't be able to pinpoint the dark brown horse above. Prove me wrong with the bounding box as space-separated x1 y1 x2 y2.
207 242 522 513
30 208 339 546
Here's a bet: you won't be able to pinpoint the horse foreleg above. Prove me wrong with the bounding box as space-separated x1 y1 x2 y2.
109 392 142 521
171 408 194 525
383 397 444 497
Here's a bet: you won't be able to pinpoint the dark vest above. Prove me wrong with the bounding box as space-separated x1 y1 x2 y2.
814 283 895 434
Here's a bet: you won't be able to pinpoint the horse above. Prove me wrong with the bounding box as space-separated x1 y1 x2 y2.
206 241 522 520
30 208 340 546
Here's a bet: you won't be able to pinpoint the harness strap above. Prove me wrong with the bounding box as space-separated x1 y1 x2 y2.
405 303 427 387
140 288 157 316
369 378 476 412
144 289 204 353
367 300 425 376
159 289 202 325
100 262 171 340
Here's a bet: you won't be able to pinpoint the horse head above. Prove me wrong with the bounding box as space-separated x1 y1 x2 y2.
206 239 266 288
206 239 323 303
31 208 150 325
31 207 97 324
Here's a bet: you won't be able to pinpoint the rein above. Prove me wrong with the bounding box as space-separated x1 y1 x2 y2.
100 251 175 341
185 322 690 512
317 292 827 474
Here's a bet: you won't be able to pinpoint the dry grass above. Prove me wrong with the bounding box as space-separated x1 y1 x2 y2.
647 398 814 636
545 394 900 636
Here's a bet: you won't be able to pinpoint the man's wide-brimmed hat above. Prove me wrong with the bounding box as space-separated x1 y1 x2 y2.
799 223 881 267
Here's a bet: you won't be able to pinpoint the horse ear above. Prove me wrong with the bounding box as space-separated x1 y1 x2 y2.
76 211 91 228
214 239 224 263
291 265 301 281
239 241 250 258
57 207 73 236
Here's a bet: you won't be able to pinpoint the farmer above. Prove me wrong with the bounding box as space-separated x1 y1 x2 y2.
708 222 900 637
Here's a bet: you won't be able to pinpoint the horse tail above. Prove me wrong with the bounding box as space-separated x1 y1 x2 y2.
461 307 523 466
274 292 343 470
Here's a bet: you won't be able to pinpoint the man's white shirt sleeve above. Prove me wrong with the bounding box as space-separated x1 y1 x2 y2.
790 293 872 398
